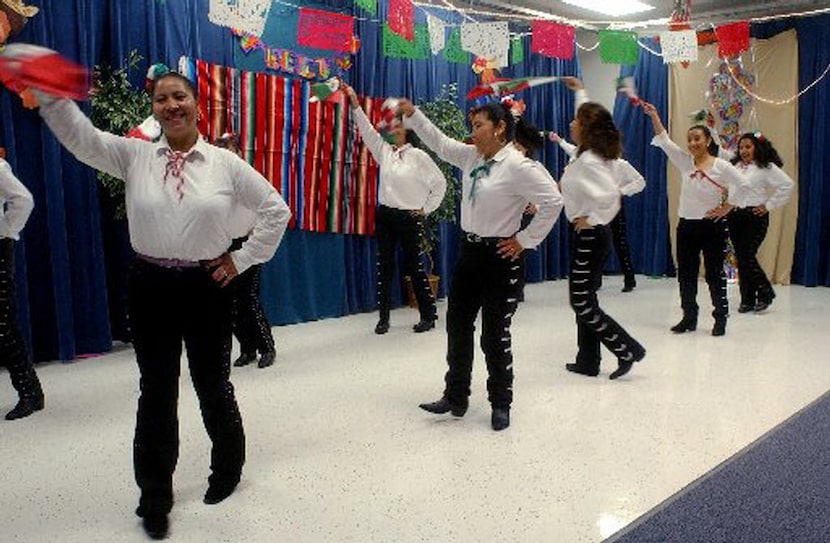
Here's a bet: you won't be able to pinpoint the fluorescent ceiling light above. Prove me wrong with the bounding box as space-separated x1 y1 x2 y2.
561 0 656 17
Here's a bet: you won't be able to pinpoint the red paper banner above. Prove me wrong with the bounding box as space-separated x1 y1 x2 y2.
530 21 575 60
297 8 355 53
388 0 414 41
715 21 750 58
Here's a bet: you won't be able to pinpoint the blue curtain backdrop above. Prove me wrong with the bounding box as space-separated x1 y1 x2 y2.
750 14 830 287
4 2 829 363
611 39 674 277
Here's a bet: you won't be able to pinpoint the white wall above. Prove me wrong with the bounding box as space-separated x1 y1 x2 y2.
575 29 620 112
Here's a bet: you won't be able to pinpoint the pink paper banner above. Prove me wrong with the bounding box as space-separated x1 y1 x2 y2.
388 0 414 41
715 21 750 58
297 7 355 53
531 21 575 59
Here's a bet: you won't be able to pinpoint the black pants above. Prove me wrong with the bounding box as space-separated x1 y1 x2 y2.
129 259 245 516
609 203 636 288
376 205 436 322
676 218 729 320
0 239 41 403
443 237 523 410
232 262 274 356
569 226 644 370
727 208 774 306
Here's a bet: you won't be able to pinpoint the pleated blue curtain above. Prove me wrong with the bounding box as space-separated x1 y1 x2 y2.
611 39 674 277
751 15 830 286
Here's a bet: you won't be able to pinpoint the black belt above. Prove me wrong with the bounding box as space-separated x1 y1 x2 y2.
463 232 504 245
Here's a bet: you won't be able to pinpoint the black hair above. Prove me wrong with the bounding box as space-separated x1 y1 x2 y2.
688 125 719 157
575 102 622 160
730 132 784 168
513 117 544 157
468 102 515 143
149 72 199 100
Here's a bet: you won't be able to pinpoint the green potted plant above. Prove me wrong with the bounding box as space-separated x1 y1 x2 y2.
403 83 468 305
89 50 152 219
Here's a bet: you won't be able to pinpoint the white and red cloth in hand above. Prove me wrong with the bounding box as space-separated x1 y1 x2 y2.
0 43 89 100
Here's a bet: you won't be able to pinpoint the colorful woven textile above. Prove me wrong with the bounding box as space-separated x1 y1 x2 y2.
191 57 381 235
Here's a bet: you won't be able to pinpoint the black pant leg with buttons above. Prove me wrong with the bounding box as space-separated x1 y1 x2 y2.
728 208 772 306
569 226 644 370
609 203 636 288
444 239 522 409
0 239 41 404
130 260 244 516
232 263 274 355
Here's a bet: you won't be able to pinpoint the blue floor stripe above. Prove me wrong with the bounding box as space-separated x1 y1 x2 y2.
605 391 830 543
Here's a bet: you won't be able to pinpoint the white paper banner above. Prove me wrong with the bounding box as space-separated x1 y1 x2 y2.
461 22 510 66
209 0 271 37
660 30 698 64
427 13 446 55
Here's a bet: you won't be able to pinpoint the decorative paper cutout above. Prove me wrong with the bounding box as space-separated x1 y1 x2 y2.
354 0 377 16
442 28 469 64
510 37 524 64
382 23 429 59
530 21 575 59
427 13 446 55
708 59 754 150
599 30 640 65
716 21 750 58
660 30 698 64
297 8 355 53
460 22 509 66
208 0 270 37
388 0 414 41
232 28 352 80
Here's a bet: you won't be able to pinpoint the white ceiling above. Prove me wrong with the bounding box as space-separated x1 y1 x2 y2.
427 0 830 32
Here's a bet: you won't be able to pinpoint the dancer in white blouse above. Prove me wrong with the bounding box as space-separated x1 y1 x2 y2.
36 72 291 540
713 132 793 313
343 84 446 335
398 98 563 431
558 99 646 380
0 152 43 420
642 102 749 336
550 131 645 292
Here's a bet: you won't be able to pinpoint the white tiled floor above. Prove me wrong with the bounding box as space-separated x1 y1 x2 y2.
2 277 830 542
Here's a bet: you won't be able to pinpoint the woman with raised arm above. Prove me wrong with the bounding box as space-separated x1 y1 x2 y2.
549 130 645 292
398 98 563 431
35 71 291 540
343 83 446 335
642 101 748 336
556 80 646 380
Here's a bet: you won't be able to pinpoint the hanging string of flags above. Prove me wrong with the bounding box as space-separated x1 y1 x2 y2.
206 0 767 96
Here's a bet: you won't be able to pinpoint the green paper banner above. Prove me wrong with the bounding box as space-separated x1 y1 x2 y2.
442 28 469 64
383 23 430 59
354 0 377 16
511 37 524 64
599 30 640 65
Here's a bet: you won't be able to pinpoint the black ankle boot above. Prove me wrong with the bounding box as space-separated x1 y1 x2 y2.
712 317 727 336
257 350 275 368
670 316 697 333
5 394 44 421
374 319 390 335
412 319 435 333
233 352 257 367
419 396 467 417
142 513 169 540
565 363 599 377
491 407 510 431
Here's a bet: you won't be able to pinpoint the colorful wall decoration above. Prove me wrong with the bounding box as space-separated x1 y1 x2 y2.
189 57 383 236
